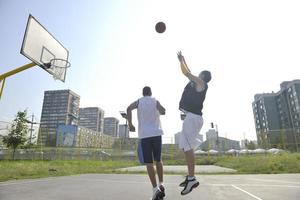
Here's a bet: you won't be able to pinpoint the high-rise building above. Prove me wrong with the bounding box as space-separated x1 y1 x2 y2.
103 117 119 137
252 80 300 151
79 107 104 132
39 89 80 146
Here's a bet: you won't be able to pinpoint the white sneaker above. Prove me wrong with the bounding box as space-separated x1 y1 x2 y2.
180 177 199 195
152 188 163 200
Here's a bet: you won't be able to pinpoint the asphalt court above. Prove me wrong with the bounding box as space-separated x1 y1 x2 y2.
0 174 299 200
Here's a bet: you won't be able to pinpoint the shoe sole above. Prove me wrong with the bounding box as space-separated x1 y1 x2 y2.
153 191 164 200
181 182 199 195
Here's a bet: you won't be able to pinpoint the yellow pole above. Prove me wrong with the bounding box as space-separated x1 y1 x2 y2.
0 62 37 80
0 78 5 99
0 62 37 99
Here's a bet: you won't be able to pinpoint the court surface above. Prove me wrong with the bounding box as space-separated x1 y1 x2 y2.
0 174 299 200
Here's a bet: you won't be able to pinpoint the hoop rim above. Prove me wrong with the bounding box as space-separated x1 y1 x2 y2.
42 58 71 69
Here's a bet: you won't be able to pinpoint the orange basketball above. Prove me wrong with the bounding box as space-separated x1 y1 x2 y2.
155 22 166 33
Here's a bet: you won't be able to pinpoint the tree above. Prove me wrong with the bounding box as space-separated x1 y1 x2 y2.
245 140 257 150
3 110 28 160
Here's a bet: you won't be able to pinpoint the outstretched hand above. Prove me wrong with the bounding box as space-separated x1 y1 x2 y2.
177 51 184 63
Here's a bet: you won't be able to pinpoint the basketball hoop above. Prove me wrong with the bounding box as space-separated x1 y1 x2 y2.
43 58 71 81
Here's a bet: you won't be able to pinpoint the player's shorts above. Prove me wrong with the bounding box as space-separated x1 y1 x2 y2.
179 112 203 152
138 136 162 164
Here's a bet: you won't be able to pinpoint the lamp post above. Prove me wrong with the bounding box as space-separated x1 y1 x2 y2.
25 114 37 145
211 122 219 147
119 111 128 138
24 119 44 159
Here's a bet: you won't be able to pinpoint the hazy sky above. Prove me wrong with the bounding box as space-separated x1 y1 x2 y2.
1 0 300 142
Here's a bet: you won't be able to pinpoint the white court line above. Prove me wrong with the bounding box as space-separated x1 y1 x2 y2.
249 178 300 185
232 185 263 200
235 184 300 188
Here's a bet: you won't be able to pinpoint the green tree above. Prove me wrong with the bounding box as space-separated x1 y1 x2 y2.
245 140 257 150
3 110 28 160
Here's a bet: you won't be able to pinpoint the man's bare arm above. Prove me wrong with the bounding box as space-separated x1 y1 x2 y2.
177 51 206 91
156 101 166 115
126 101 138 132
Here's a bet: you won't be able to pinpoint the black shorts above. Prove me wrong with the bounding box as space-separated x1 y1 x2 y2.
137 136 162 164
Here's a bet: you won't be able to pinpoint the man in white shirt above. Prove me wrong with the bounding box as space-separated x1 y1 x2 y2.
127 86 166 200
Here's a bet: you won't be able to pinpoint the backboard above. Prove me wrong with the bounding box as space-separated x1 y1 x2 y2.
20 14 69 82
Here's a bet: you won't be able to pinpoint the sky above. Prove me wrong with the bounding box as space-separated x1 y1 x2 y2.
1 0 300 143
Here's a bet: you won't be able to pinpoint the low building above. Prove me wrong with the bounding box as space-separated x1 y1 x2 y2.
56 124 114 148
200 129 240 152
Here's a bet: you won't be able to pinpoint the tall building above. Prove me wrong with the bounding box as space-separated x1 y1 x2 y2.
103 117 119 137
79 107 104 132
39 89 80 146
118 124 129 138
252 80 300 151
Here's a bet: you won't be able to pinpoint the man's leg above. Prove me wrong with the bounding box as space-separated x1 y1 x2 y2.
140 137 163 200
153 136 165 197
156 161 163 183
146 163 157 188
184 149 195 177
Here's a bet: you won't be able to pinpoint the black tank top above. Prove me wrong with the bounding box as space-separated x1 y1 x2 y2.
179 82 208 116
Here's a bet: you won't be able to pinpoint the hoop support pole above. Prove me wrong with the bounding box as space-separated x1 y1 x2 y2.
0 62 37 80
0 62 37 100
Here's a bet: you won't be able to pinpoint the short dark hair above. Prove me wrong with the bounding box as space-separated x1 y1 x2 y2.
143 86 152 96
200 70 211 83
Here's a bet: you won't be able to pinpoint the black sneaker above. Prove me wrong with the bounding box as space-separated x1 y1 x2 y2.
159 185 165 197
179 176 188 187
180 177 199 195
152 189 164 200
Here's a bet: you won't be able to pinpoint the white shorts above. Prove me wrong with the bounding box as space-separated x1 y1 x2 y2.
179 112 203 152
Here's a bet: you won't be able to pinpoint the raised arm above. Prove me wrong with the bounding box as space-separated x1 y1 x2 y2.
156 100 166 115
126 101 138 132
177 51 206 91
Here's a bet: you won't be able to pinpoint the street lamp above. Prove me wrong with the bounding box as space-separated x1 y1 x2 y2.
24 119 44 159
119 111 129 138
25 116 38 144
211 122 219 146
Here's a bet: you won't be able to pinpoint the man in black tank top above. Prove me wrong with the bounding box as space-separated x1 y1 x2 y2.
177 51 211 195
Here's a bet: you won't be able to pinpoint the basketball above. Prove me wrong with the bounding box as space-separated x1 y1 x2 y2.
155 22 166 33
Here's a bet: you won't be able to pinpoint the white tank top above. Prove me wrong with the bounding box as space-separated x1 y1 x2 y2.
137 96 163 139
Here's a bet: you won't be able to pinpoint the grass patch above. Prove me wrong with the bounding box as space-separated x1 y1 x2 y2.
0 160 137 182
215 153 300 174
164 153 300 174
1 153 299 182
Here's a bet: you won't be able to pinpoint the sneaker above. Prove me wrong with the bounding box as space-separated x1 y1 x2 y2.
180 177 199 195
159 185 165 197
152 188 164 200
179 176 188 187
